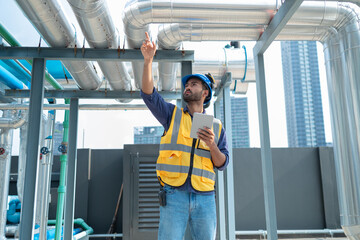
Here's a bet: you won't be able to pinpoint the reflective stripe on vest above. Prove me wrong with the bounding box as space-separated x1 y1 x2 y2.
157 106 222 191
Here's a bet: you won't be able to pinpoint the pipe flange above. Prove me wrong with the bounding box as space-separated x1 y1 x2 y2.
58 144 67 154
40 147 50 155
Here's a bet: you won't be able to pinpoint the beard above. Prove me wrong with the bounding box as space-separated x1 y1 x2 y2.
183 90 203 103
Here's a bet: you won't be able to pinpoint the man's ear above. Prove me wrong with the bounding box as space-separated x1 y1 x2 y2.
202 89 209 99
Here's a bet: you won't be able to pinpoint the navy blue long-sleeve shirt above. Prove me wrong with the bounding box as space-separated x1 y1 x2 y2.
141 88 229 194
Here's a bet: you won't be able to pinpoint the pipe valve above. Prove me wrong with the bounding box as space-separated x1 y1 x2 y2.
58 144 67 154
40 147 50 155
0 147 5 155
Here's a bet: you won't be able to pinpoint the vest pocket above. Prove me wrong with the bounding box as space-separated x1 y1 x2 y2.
158 151 182 178
200 158 215 183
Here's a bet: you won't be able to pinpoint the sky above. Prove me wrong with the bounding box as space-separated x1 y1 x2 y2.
1 0 332 155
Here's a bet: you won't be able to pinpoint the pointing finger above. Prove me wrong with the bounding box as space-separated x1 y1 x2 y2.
145 32 150 41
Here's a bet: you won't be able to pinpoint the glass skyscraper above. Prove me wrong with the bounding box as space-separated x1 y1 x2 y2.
281 41 326 147
219 97 250 148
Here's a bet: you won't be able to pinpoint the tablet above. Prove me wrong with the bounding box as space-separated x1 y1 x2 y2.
190 112 214 139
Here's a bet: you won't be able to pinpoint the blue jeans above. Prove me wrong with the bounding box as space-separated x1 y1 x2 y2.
158 185 217 240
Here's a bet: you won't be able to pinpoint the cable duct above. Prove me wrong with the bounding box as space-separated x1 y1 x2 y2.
66 0 133 95
122 1 360 239
15 0 102 90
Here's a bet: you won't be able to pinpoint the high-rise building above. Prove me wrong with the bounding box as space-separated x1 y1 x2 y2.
219 97 250 148
281 41 326 147
134 126 164 144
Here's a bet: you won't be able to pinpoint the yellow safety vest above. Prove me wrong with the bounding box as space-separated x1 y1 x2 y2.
156 106 222 192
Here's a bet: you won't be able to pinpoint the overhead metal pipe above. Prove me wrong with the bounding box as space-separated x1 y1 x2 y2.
67 0 133 94
14 0 102 90
0 110 26 129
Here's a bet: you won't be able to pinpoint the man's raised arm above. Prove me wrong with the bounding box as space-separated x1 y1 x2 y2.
140 32 157 95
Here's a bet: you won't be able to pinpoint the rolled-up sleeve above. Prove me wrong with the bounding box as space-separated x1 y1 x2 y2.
216 127 230 171
140 88 175 132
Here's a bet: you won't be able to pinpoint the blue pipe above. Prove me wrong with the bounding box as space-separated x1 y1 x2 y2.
0 60 31 88
0 64 24 89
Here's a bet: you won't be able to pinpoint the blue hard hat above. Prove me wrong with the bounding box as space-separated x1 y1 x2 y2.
182 73 215 105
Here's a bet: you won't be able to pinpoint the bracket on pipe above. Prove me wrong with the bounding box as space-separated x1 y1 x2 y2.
214 72 232 98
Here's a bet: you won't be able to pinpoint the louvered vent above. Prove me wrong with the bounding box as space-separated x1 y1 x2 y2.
137 158 160 230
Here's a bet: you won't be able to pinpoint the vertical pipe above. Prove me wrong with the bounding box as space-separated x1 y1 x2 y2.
0 123 13 240
222 73 236 240
19 58 45 240
39 108 56 240
324 26 360 240
214 93 226 240
338 20 360 237
54 99 70 240
64 98 79 240
253 52 278 240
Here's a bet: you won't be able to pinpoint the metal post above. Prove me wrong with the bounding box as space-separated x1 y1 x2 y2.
181 61 192 108
181 61 192 239
222 74 236 240
251 1 303 239
214 99 226 240
19 58 45 239
253 53 278 240
64 98 79 240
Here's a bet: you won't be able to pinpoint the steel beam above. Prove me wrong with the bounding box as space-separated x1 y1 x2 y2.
64 98 79 240
253 0 304 54
214 100 226 240
253 1 303 240
221 73 236 240
5 89 181 100
19 58 45 239
0 47 194 62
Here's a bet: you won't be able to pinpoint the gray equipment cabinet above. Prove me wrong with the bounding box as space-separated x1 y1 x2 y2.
123 144 161 240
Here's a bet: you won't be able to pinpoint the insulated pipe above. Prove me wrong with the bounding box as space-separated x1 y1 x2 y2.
335 3 360 238
0 111 26 129
323 27 360 240
0 112 14 240
14 0 102 90
0 23 63 90
67 0 133 93
37 110 56 240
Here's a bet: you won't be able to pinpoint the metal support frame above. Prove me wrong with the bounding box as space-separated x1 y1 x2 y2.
181 61 192 108
19 58 45 239
5 89 181 100
0 47 194 62
252 1 303 240
214 72 236 240
64 98 79 239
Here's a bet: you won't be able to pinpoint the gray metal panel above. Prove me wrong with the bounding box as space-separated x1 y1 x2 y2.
87 149 123 234
319 147 341 229
234 148 326 230
123 144 160 240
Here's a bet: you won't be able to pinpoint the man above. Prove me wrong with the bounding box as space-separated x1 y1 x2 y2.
140 32 229 240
